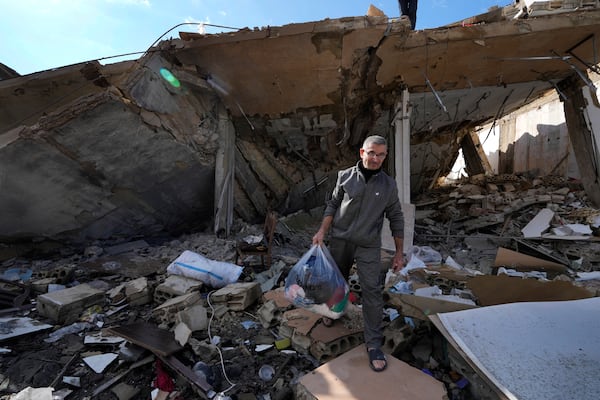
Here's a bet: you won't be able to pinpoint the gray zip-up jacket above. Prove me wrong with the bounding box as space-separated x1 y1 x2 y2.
324 162 404 247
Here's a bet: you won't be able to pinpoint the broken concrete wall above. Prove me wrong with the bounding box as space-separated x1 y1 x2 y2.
453 80 600 181
482 89 580 178
4 7 600 243
0 56 225 243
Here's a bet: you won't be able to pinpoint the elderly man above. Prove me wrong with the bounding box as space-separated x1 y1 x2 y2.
312 135 405 372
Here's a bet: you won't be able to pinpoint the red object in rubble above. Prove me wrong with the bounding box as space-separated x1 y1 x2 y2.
153 359 175 392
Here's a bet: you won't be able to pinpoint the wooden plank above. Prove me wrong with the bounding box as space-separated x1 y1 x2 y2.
91 355 154 398
106 322 183 357
159 354 213 394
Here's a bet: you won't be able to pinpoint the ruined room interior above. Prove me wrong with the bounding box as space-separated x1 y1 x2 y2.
1 1 600 400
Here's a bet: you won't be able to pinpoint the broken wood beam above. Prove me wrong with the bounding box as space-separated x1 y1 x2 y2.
159 354 213 395
91 355 154 397
50 353 79 389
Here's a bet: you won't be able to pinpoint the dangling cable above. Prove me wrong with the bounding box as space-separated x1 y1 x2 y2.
206 291 237 393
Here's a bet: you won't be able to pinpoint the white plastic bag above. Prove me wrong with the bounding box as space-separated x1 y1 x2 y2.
166 250 243 289
284 244 349 319
407 245 442 265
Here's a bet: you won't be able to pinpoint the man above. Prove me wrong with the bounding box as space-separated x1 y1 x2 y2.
398 0 418 30
312 135 405 372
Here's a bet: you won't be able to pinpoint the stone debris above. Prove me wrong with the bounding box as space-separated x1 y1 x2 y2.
0 175 598 400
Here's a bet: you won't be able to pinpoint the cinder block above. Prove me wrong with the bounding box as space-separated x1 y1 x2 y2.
278 324 294 338
210 282 261 311
291 330 312 354
176 304 208 331
32 266 75 285
154 275 203 304
108 277 152 306
36 283 105 324
382 324 410 355
310 333 363 363
152 292 202 326
257 300 282 328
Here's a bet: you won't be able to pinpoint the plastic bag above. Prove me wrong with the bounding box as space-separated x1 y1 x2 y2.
166 250 243 289
284 244 349 319
407 245 442 265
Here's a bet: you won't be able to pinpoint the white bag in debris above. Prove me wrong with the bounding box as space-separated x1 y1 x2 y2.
166 250 243 289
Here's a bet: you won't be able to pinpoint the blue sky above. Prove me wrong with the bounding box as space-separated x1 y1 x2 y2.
2 0 511 76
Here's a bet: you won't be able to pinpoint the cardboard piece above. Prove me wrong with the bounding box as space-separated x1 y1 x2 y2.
386 292 478 320
282 308 322 336
298 344 447 400
494 247 567 273
466 274 594 306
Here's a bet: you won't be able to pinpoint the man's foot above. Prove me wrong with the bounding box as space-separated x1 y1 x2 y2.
322 317 333 327
367 348 387 372
399 15 411 28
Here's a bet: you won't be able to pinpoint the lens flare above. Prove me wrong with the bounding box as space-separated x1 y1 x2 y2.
159 68 181 88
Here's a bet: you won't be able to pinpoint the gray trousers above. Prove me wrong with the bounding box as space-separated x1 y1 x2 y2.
329 238 386 349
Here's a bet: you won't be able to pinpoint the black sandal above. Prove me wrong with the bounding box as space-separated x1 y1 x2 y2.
322 317 333 327
367 348 387 372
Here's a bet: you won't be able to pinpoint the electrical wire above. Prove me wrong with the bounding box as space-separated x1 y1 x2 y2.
206 290 237 394
142 22 242 58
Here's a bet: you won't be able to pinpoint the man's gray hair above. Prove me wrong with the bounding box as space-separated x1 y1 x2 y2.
362 135 387 148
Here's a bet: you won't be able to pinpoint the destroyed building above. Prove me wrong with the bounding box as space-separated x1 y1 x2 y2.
1 1 600 399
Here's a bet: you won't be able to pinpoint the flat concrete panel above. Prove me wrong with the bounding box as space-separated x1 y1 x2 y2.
434 297 600 400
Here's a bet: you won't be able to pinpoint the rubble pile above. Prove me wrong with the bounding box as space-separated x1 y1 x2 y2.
0 174 599 400
413 173 600 274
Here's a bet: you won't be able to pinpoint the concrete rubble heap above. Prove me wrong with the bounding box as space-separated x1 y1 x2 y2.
0 174 599 400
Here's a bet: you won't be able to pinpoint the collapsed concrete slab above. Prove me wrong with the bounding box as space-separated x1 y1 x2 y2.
3 3 600 244
430 297 600 400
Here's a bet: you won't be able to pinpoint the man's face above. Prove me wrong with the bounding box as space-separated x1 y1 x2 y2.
360 143 387 170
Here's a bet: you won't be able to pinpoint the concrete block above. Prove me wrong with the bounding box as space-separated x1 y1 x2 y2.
382 324 410 355
278 323 294 338
154 275 203 304
31 277 57 294
176 304 208 331
291 330 312 354
124 277 152 306
108 277 152 306
309 333 363 363
36 283 105 324
32 266 74 285
257 300 282 328
152 292 201 326
210 282 261 311
174 322 192 346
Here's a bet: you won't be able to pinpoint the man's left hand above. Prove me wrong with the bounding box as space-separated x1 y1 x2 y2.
392 253 405 273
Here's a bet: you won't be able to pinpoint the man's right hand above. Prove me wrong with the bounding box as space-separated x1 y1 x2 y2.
312 230 324 245
313 215 333 245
